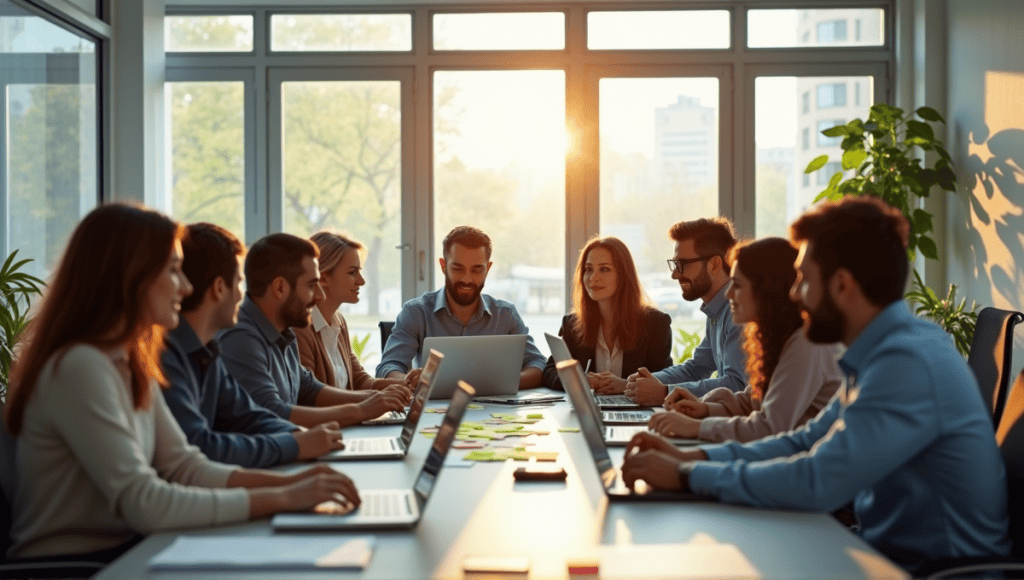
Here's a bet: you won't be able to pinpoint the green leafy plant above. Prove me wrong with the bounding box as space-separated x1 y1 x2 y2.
805 103 977 355
0 251 45 402
350 332 374 365
671 328 702 364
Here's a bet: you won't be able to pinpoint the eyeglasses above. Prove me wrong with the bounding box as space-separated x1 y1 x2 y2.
666 256 715 273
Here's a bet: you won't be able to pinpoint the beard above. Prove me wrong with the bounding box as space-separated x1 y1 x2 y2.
679 265 713 302
803 291 845 344
445 274 484 307
282 290 314 328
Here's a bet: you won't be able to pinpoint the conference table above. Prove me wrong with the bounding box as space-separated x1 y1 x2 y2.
96 389 909 579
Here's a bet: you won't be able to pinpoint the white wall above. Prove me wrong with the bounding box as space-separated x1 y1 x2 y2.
947 0 1024 377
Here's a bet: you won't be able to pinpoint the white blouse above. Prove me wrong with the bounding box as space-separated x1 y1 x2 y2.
594 327 623 377
312 307 350 389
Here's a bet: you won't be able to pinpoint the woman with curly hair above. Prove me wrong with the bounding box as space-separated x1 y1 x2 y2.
646 237 842 443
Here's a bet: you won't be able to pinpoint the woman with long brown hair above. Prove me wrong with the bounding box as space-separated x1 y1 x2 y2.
647 237 842 442
542 236 672 392
4 203 360 562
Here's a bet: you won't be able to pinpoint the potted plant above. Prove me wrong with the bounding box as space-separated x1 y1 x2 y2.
805 103 977 356
0 251 45 402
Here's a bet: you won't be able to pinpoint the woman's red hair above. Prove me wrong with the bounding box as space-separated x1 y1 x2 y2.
571 236 653 352
5 203 184 435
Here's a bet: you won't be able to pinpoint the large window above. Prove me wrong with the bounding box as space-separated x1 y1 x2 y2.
165 4 893 354
1 0 102 280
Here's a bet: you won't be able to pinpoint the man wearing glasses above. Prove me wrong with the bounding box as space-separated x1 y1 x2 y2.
624 217 747 406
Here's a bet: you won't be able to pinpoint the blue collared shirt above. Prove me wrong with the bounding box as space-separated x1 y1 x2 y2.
652 284 747 397
219 296 325 419
161 319 300 468
688 301 1010 571
375 288 547 377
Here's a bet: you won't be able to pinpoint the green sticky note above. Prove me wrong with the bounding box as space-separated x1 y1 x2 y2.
558 428 580 433
527 413 543 419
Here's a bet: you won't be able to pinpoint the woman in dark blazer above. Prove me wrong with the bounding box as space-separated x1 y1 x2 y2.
543 236 673 392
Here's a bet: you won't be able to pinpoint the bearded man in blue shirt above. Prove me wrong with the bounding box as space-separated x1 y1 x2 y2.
622 197 1010 573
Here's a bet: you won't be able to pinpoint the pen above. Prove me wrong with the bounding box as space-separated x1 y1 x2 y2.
584 359 592 374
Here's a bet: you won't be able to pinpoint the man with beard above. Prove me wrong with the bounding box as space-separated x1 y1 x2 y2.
620 198 1009 574
220 233 409 428
375 226 546 388
623 218 747 405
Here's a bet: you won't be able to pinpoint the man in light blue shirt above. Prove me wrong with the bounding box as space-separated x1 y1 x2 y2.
624 217 747 404
622 198 1010 573
375 226 546 388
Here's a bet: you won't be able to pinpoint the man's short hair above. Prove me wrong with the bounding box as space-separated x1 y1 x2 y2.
442 226 492 260
789 197 910 307
668 217 738 273
245 233 319 298
180 223 246 313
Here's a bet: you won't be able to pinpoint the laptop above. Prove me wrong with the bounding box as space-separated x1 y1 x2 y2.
543 332 642 410
556 360 709 501
273 381 476 530
319 349 442 461
556 358 700 448
421 335 527 399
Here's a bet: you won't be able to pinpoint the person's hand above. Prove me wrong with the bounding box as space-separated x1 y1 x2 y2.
623 367 669 406
281 469 361 512
624 430 685 460
357 390 406 420
621 449 685 492
403 368 423 389
664 386 698 408
382 383 413 406
294 422 345 460
648 411 701 439
671 398 710 419
589 372 627 394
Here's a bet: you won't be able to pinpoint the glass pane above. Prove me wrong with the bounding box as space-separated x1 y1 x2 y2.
754 76 874 238
272 14 412 52
434 71 566 346
165 15 254 52
433 13 564 50
748 9 884 48
588 11 730 50
3 0 98 282
166 82 245 242
599 78 719 330
281 80 402 367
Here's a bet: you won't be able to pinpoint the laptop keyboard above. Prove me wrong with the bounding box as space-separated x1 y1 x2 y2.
606 411 650 422
365 409 407 424
358 491 411 518
348 438 396 453
596 395 635 406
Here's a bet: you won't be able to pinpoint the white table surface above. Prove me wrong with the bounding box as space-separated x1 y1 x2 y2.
95 391 909 580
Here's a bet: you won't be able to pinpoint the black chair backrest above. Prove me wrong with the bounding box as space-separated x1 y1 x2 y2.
996 370 1024 559
378 321 395 353
968 307 1024 426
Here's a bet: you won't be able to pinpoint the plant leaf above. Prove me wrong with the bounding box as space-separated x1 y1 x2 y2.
915 106 946 123
842 149 867 170
917 236 939 260
805 155 829 174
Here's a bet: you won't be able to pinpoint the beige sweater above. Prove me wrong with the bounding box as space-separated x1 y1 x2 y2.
697 330 843 443
9 344 249 558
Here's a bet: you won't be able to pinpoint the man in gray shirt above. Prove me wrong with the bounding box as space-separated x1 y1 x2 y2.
624 217 748 405
220 233 409 428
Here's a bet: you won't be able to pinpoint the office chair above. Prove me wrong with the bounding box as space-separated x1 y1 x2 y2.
918 368 1024 579
0 419 103 579
379 321 395 352
967 306 1024 426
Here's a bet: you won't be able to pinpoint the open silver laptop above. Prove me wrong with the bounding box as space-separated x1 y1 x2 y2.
319 349 442 461
557 360 708 501
556 358 699 447
421 335 526 399
273 382 475 530
543 332 642 410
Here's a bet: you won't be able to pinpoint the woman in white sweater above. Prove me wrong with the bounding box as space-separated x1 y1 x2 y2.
647 237 842 443
4 203 360 561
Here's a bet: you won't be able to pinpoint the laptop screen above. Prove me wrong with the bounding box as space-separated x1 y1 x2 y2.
556 359 619 492
413 381 475 508
399 349 443 447
544 332 572 363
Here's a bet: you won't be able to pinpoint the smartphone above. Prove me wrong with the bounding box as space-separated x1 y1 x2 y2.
513 465 568 481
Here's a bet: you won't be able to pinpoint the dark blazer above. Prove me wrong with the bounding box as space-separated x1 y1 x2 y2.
542 308 674 390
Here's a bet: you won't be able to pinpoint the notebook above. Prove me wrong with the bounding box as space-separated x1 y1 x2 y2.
149 536 375 571
544 332 642 410
320 349 442 461
421 335 527 399
556 359 709 501
273 381 476 530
